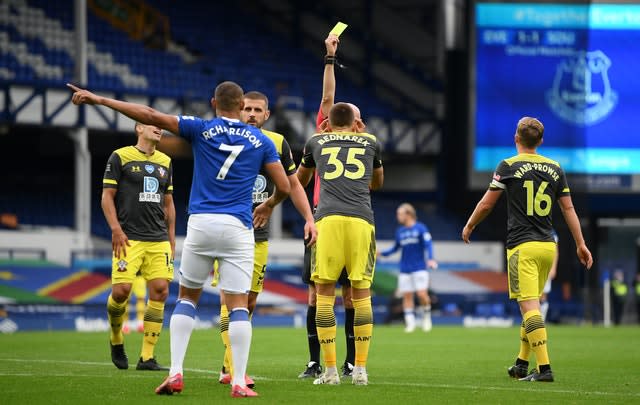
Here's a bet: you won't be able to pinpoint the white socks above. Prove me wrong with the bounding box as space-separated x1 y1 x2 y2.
169 299 196 377
404 309 416 332
229 308 252 387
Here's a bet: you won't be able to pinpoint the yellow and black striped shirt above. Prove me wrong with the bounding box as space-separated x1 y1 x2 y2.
103 146 173 242
489 153 569 248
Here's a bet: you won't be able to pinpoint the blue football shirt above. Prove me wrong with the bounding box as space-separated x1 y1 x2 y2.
177 115 280 228
380 221 434 273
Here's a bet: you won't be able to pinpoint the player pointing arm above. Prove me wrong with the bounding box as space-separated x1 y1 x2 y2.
69 81 290 398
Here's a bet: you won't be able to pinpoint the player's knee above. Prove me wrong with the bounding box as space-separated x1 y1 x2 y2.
111 284 131 302
150 288 168 302
351 286 371 301
350 279 371 290
314 279 337 297
518 298 540 314
148 281 169 302
307 285 317 306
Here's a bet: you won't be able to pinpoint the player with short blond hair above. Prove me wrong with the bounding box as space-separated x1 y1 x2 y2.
462 116 593 382
379 203 438 333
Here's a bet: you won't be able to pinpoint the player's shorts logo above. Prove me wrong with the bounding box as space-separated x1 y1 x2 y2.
145 164 154 174
546 50 618 126
117 259 127 272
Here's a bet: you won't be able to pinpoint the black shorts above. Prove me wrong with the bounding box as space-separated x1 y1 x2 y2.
302 238 349 286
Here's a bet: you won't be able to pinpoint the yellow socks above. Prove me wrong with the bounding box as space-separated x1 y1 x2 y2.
352 296 373 367
140 300 164 361
107 294 127 345
517 320 530 362
220 304 233 375
524 309 550 368
316 294 337 368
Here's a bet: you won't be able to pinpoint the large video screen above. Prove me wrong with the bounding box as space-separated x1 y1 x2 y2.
473 2 640 177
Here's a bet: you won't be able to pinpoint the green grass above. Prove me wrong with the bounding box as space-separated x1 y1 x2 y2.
1 325 639 404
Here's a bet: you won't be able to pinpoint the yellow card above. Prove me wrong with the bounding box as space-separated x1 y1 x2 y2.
329 22 348 37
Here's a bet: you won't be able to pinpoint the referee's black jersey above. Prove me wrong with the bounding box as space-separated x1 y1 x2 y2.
103 146 173 242
489 153 570 249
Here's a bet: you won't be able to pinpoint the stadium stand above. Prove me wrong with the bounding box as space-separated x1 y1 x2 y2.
1 0 397 117
0 0 456 239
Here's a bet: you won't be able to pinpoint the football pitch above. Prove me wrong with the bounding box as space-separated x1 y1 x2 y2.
1 325 639 404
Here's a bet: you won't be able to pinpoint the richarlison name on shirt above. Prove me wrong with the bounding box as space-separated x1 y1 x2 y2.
513 162 560 181
316 133 371 147
201 125 263 148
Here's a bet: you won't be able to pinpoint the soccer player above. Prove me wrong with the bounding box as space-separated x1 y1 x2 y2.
462 117 593 382
216 91 318 386
68 81 291 398
298 33 364 380
101 122 175 371
378 203 438 333
298 102 384 386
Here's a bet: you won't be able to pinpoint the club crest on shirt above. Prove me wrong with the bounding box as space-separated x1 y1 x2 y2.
158 167 166 177
117 259 127 272
145 164 155 174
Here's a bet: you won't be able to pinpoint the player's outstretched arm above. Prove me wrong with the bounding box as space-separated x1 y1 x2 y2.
558 196 593 269
253 162 291 229
378 235 400 258
462 189 503 243
101 188 130 258
67 83 179 134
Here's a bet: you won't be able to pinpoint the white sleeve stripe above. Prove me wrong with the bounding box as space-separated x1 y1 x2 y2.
490 180 506 189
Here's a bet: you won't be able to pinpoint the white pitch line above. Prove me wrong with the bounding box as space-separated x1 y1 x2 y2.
1 358 637 398
0 358 216 375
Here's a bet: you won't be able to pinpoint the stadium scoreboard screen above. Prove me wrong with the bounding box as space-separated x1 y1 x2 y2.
471 2 640 189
